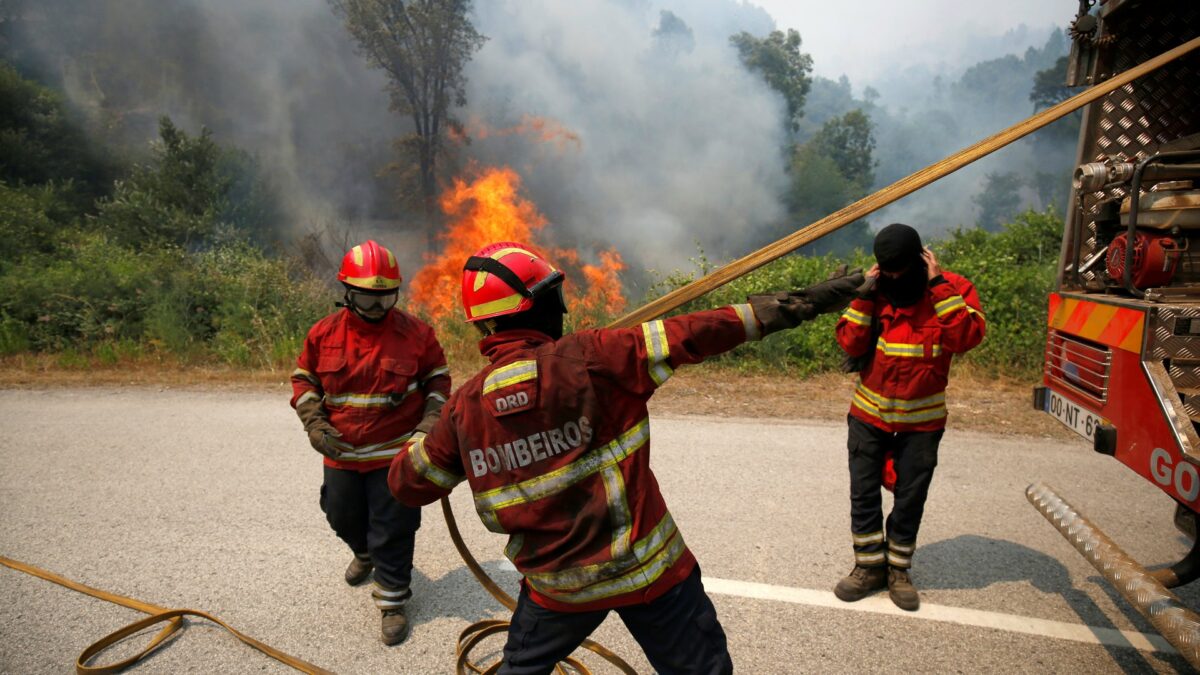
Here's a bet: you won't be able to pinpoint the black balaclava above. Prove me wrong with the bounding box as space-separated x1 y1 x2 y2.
490 287 567 340
873 223 927 308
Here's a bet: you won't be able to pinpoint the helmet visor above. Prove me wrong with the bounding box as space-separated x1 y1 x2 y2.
348 289 398 314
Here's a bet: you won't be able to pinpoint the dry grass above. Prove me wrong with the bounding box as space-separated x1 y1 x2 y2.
0 354 1068 440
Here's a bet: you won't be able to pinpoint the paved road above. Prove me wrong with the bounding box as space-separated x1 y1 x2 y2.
1 388 1198 674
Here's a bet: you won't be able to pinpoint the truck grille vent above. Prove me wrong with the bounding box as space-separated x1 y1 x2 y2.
1045 329 1111 406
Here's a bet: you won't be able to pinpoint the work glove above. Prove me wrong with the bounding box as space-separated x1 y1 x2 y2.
747 291 817 336
296 397 343 459
414 396 444 436
799 264 867 315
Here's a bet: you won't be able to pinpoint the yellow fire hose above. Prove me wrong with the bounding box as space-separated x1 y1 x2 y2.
2 34 1198 675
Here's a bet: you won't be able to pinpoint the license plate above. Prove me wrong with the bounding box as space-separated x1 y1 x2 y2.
1044 389 1105 442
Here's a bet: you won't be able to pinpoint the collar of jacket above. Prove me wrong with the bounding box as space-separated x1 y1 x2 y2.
479 329 554 362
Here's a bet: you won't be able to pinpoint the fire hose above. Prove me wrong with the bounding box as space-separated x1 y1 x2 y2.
1 34 1198 675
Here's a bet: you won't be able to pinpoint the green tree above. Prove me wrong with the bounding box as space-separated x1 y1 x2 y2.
96 117 278 249
330 0 486 225
730 29 813 133
1030 55 1073 109
809 109 876 190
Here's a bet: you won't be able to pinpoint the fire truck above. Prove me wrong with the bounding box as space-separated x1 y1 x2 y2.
1028 0 1200 659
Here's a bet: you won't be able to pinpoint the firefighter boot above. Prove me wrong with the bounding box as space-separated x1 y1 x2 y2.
345 554 373 586
887 566 920 611
381 607 410 645
833 565 887 602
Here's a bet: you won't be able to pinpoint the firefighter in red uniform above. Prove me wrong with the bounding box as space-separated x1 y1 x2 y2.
388 241 863 674
290 240 450 645
832 223 985 611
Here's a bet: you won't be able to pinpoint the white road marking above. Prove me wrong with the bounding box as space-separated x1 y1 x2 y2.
703 577 1175 655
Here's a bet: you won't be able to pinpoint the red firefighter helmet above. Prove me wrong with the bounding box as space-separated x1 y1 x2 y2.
338 240 401 291
461 242 564 322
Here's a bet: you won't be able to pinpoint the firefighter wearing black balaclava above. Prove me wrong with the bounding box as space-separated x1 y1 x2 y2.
832 223 985 610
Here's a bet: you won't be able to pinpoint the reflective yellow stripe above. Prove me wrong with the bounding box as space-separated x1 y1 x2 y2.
876 338 941 358
641 320 672 386
732 304 761 341
341 274 399 289
407 436 463 489
934 295 967 318
842 307 870 326
474 418 651 513
296 390 321 406
525 512 678 592
292 368 320 387
855 384 945 412
853 395 947 424
471 246 549 292
468 292 524 319
326 382 418 408
422 365 450 382
887 551 912 567
482 360 538 395
504 534 524 563
855 551 885 565
853 531 884 546
889 542 915 554
527 524 687 604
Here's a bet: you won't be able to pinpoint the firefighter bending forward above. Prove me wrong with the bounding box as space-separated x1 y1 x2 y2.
290 240 450 645
833 223 985 611
388 241 863 674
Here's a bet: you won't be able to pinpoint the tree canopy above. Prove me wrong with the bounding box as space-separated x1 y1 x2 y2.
330 0 486 220
730 29 813 134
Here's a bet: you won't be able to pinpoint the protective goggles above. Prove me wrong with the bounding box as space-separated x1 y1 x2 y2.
347 289 398 313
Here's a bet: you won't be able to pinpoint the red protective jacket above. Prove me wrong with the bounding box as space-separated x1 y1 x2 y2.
291 308 451 473
835 271 985 433
388 305 761 612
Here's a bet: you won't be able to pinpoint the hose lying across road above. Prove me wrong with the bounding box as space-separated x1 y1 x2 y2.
0 555 333 675
3 34 1199 675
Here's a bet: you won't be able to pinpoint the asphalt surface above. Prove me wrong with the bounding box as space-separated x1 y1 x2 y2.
1 387 1199 674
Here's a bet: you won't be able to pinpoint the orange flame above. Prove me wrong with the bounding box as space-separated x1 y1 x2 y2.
410 165 625 325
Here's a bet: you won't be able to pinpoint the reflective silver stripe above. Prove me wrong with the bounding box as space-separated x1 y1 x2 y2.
842 307 870 326
326 382 418 408
504 534 525 563
474 418 651 513
296 390 321 406
732 304 761 341
482 360 538 395
479 510 505 534
527 524 687 604
602 466 633 560
373 585 409 598
889 542 916 554
326 432 414 461
934 295 967 317
425 391 447 403
422 365 450 382
524 513 677 591
855 551 886 564
292 368 321 386
408 436 463 490
887 551 912 567
374 599 406 608
852 531 884 546
641 320 673 386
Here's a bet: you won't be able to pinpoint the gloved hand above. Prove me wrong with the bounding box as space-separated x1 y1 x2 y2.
747 291 817 336
799 264 867 315
414 396 445 436
296 397 343 459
